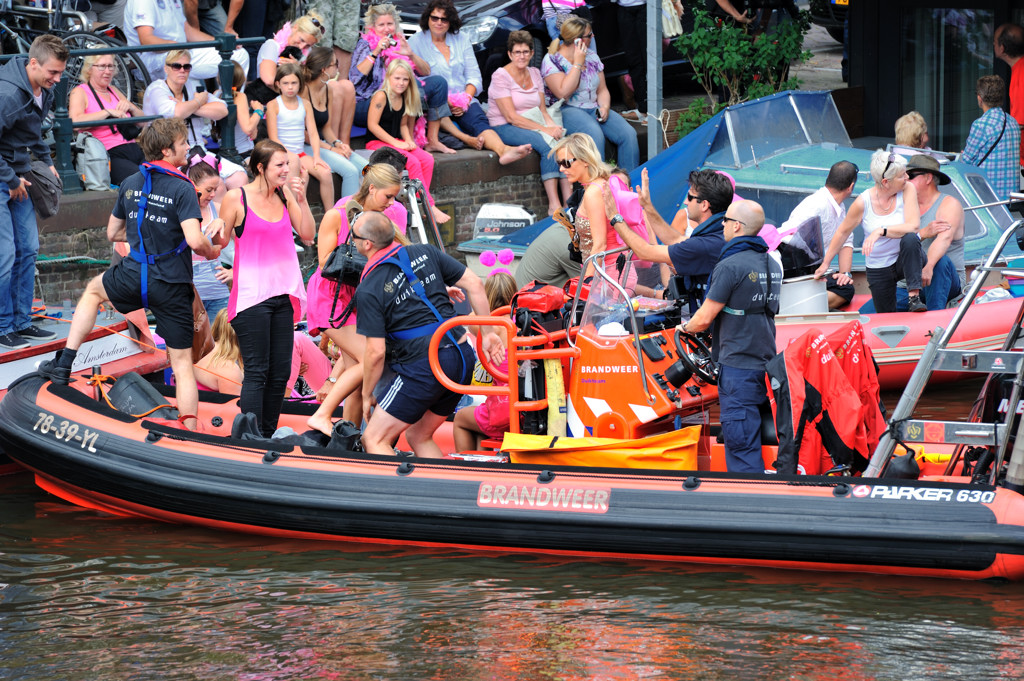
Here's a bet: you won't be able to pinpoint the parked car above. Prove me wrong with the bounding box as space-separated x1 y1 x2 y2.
809 0 848 43
397 0 689 101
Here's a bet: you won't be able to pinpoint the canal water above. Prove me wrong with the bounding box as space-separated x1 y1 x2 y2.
1 378 1022 680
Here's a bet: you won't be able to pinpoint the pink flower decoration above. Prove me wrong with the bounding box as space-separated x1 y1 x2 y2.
479 250 497 267
497 248 515 265
448 92 472 110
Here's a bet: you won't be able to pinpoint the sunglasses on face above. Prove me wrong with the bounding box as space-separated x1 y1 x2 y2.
722 216 746 227
168 62 193 71
686 192 703 203
429 14 449 23
557 157 577 170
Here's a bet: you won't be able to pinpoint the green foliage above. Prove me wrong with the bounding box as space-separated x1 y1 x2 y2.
673 9 813 133
675 98 726 138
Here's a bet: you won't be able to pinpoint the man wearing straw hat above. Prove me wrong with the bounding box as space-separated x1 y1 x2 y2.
906 154 964 307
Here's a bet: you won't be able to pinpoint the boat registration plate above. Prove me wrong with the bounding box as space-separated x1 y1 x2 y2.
33 412 99 453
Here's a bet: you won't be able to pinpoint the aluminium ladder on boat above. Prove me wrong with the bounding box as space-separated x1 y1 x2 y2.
867 217 1024 488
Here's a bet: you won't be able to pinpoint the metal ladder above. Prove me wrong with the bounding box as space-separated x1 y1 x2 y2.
866 218 1024 487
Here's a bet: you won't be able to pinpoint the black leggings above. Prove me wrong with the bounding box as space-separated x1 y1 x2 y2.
231 294 294 437
108 142 146 187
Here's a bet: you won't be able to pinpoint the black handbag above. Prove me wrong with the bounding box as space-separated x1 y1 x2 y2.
88 82 140 141
321 234 367 288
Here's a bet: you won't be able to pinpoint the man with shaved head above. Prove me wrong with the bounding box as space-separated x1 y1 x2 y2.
352 210 504 458
681 200 782 473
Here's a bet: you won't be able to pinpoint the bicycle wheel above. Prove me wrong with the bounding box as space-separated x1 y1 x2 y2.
61 31 152 107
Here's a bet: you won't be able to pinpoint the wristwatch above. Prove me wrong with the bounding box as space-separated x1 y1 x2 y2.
327 376 338 384
882 227 888 237
609 214 625 227
840 271 852 278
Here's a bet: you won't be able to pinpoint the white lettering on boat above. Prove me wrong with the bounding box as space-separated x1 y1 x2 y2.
855 485 996 504
477 483 610 513
579 365 638 374
32 411 98 452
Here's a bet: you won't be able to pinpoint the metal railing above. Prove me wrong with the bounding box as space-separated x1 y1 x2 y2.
50 33 262 194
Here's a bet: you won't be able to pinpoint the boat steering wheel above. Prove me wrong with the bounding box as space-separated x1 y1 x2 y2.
674 328 720 385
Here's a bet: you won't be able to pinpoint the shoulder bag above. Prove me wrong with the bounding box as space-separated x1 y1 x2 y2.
87 82 141 141
321 231 368 288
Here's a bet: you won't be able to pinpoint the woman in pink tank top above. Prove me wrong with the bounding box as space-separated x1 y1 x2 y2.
217 140 316 437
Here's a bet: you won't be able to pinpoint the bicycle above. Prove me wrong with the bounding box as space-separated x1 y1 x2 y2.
0 1 150 104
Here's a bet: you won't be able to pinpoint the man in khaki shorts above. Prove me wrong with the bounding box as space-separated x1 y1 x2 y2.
307 0 360 78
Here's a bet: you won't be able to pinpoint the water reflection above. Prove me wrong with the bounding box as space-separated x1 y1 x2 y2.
1 473 1023 680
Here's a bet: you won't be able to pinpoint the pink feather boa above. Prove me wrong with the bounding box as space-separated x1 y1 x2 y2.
271 23 312 59
362 31 427 147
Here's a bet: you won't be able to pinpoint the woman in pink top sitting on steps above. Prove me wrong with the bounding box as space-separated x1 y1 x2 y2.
216 140 316 437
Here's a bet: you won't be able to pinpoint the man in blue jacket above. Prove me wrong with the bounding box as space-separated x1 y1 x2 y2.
0 35 68 350
605 167 733 311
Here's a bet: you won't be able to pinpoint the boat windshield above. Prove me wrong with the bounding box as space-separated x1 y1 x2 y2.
579 263 634 340
705 94 851 169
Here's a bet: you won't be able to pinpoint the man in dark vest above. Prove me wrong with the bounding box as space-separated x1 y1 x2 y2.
681 199 782 473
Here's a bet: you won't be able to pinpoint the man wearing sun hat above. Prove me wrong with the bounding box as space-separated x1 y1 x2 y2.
906 154 964 309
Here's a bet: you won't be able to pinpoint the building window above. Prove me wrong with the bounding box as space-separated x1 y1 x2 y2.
900 9 995 152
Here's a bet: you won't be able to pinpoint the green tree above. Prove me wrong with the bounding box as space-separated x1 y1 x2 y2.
674 9 812 136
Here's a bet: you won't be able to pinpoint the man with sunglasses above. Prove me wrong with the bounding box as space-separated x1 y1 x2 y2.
779 160 858 310
124 0 250 82
351 211 504 459
681 199 781 474
603 167 734 312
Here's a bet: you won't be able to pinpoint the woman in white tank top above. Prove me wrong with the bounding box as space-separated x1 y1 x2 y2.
815 150 923 313
265 62 336 212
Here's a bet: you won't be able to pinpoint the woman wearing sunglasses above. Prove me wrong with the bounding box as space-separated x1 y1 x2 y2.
550 132 635 283
142 51 250 194
541 17 638 173
408 0 532 165
256 12 326 89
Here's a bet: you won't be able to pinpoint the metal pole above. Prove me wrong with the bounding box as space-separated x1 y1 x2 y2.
216 32 241 167
645 0 663 161
51 77 82 193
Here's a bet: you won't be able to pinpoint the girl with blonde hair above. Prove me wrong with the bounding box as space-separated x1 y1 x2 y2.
305 163 407 434
194 310 245 395
366 60 450 224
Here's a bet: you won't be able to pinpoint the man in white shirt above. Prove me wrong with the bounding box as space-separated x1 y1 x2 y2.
779 160 858 310
124 0 250 83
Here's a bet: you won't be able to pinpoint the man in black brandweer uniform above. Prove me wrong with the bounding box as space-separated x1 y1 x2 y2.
39 119 223 431
353 211 504 458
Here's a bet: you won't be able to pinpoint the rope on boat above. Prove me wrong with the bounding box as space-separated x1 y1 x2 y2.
36 255 111 266
86 373 170 419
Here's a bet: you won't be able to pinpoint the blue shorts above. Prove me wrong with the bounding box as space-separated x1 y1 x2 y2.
376 342 474 425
